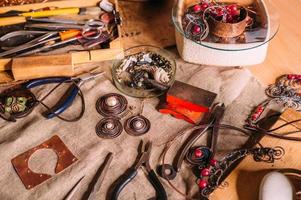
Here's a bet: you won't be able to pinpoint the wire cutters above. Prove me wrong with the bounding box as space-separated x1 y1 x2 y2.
25 71 104 119
111 140 167 200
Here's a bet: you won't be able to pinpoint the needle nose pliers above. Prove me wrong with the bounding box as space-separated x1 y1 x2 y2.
111 140 167 200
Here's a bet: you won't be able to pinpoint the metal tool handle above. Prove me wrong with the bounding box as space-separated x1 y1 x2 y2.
25 23 83 31
111 168 138 200
25 77 70 89
148 170 168 200
43 83 79 119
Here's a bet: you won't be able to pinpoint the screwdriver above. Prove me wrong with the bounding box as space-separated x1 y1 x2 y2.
0 7 102 26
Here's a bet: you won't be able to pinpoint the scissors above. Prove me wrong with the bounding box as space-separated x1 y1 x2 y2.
26 18 105 40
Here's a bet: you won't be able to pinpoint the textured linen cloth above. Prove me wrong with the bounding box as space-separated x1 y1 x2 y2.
0 51 266 200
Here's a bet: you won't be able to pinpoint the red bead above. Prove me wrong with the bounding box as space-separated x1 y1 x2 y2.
193 4 202 12
287 74 295 80
199 179 208 189
216 7 224 16
194 148 203 158
210 159 217 166
226 15 233 23
201 168 210 176
192 25 201 34
201 2 209 10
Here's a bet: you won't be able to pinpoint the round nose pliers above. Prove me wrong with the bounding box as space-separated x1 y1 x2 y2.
111 140 167 200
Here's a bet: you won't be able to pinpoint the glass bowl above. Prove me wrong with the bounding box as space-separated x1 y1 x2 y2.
172 0 280 51
112 45 176 98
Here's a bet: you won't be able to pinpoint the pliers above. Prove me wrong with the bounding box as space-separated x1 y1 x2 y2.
173 103 225 171
24 71 104 120
111 140 167 200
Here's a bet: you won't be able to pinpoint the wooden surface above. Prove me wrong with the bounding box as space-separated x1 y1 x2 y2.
249 0 301 85
211 109 301 200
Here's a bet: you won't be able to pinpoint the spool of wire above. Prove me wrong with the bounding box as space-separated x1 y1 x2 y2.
124 115 151 136
95 117 123 139
186 146 212 166
96 93 128 117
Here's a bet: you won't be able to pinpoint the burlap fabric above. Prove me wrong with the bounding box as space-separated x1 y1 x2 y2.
0 51 266 200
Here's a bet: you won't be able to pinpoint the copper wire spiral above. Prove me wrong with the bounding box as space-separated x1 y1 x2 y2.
185 146 212 166
124 115 151 136
96 93 128 117
95 117 123 139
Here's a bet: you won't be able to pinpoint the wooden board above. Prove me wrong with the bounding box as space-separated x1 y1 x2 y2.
118 0 175 49
211 109 301 200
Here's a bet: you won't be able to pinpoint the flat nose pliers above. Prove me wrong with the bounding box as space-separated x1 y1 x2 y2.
111 140 167 200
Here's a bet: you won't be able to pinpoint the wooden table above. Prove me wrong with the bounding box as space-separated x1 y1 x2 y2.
250 0 301 85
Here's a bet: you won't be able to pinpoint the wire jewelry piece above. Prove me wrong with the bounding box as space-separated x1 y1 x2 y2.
96 93 128 117
0 88 36 122
124 115 151 136
95 117 123 139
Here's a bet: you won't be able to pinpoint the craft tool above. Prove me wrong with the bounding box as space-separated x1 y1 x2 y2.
25 71 104 120
11 54 74 81
25 18 105 34
82 152 113 200
0 7 102 26
111 140 167 200
15 30 99 57
0 30 82 58
0 71 105 122
173 103 225 172
64 176 85 200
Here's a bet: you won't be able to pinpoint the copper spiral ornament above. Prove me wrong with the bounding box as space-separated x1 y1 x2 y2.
124 115 151 136
96 93 128 117
95 117 123 139
185 146 212 166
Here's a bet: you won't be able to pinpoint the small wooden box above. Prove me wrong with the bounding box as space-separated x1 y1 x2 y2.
0 0 123 82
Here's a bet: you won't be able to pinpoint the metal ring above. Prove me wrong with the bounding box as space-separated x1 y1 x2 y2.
157 164 177 180
96 93 128 117
124 115 151 136
82 27 102 40
95 117 123 139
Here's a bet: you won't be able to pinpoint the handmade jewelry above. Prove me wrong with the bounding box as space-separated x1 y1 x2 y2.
182 0 251 42
95 117 123 139
96 93 128 117
247 74 301 127
124 115 151 136
266 74 301 109
193 146 285 198
115 51 173 90
0 88 36 122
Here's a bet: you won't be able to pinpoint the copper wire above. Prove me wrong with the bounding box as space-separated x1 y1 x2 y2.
124 115 150 136
96 93 128 117
95 117 123 139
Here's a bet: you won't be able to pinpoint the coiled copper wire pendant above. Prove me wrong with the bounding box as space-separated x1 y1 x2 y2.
124 115 151 136
96 93 127 117
95 117 123 139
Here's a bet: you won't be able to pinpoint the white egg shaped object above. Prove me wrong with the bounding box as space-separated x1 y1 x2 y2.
259 171 295 200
